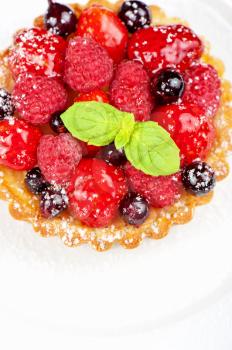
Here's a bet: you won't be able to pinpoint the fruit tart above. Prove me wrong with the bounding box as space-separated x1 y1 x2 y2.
0 0 232 251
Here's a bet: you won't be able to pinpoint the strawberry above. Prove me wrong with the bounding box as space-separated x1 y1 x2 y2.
74 89 109 103
0 118 42 170
128 25 203 75
77 5 128 63
151 103 215 165
68 159 128 227
8 28 66 78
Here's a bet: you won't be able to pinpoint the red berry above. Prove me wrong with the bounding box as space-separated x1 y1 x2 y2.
68 159 128 227
74 89 109 103
0 118 42 170
8 28 66 78
37 133 82 186
110 60 154 121
125 163 182 208
128 25 203 75
64 36 113 93
183 63 221 118
77 5 128 63
151 103 215 165
12 74 68 125
79 141 101 158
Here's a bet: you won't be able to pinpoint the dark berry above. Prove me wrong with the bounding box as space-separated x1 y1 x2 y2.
151 69 185 104
45 0 78 38
98 143 127 166
49 111 67 133
40 185 68 218
0 88 15 120
25 167 49 194
118 0 151 33
182 161 216 196
119 192 149 225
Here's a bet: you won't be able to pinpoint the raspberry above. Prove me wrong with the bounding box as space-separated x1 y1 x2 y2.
183 63 221 118
109 60 154 121
77 5 128 63
8 28 66 78
37 133 82 186
125 163 182 208
12 74 68 125
74 89 109 103
128 25 203 75
0 118 42 170
151 103 215 165
68 159 128 227
64 36 113 93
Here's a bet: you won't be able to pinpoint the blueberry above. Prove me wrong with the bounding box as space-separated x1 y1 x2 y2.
49 111 67 134
182 161 216 196
151 69 185 104
0 88 15 120
119 192 149 225
118 0 151 33
98 143 127 166
25 167 49 194
40 185 68 218
45 0 78 38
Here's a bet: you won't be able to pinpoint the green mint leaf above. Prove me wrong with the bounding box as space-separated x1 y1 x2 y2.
60 102 123 146
124 122 180 176
114 112 135 150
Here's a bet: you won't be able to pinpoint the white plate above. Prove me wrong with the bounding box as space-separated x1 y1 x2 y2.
0 0 232 340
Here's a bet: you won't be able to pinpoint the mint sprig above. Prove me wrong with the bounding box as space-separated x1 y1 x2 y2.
124 122 180 176
61 102 123 146
61 102 180 176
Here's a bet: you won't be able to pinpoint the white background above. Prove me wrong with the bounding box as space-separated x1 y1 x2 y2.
0 0 232 349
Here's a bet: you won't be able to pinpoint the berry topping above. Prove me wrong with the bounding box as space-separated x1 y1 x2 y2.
0 88 15 120
151 69 185 104
45 0 78 38
110 60 154 121
64 36 113 93
125 163 182 208
25 167 49 195
12 74 68 125
182 161 216 196
49 111 67 134
128 25 203 74
119 192 149 225
183 63 221 118
74 89 109 103
98 143 127 166
151 103 215 165
77 5 128 63
118 0 151 33
8 28 66 78
37 133 82 186
40 185 68 218
0 119 41 170
79 142 101 158
68 159 128 227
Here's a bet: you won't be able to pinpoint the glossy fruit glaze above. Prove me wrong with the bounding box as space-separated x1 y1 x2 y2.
0 0 232 251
